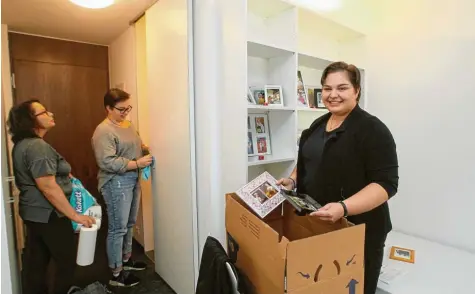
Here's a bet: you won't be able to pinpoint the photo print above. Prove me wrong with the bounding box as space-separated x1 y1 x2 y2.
247 114 271 157
265 85 283 106
235 171 286 218
297 71 308 107
247 132 254 155
257 137 268 153
252 89 266 105
389 246 415 263
255 116 266 133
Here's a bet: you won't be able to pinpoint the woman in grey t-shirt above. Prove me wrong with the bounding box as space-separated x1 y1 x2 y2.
8 100 95 294
91 88 152 287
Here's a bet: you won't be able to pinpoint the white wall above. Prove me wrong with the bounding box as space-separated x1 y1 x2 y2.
146 1 198 293
365 1 475 252
1 23 17 294
194 0 247 259
108 27 139 126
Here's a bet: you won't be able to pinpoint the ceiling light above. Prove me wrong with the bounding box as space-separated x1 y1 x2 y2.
286 0 342 12
69 0 115 9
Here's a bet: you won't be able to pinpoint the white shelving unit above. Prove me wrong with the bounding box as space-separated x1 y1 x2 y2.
246 0 368 181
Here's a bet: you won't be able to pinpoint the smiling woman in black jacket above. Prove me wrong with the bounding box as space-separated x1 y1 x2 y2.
277 61 399 294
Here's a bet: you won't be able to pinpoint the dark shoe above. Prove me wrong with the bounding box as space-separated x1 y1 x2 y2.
109 271 140 287
123 259 147 271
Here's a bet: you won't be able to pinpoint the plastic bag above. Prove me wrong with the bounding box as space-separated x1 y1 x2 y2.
70 177 102 233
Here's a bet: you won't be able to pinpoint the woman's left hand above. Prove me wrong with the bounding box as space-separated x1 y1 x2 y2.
310 202 345 223
142 144 151 155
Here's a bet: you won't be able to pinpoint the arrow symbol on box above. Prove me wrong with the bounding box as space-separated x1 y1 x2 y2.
297 272 310 279
346 279 358 294
346 254 356 265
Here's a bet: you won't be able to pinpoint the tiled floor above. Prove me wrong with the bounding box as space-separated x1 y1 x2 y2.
73 215 177 294
30 204 176 293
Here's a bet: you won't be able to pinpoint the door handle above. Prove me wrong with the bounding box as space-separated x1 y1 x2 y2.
6 197 15 204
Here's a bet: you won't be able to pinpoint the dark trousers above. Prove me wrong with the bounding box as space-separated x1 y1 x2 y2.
364 233 387 294
22 213 76 294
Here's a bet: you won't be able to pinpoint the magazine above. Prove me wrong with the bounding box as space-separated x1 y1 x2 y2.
235 172 286 218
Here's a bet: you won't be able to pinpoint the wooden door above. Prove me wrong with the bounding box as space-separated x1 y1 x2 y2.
9 33 109 198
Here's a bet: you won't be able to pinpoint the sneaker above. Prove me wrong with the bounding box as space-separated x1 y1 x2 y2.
109 271 140 287
123 259 147 271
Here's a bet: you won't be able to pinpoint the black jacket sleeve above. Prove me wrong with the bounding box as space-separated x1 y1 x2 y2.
360 117 399 198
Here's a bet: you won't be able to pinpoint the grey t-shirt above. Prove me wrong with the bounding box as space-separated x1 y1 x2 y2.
12 138 72 223
91 119 142 191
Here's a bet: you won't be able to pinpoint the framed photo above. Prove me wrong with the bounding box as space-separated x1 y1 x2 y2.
315 89 324 108
247 114 271 156
235 171 286 218
264 85 283 106
247 131 254 155
297 71 309 107
250 87 266 105
389 246 415 263
247 87 256 104
306 86 324 108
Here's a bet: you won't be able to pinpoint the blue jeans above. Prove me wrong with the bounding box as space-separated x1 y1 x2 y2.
101 171 141 269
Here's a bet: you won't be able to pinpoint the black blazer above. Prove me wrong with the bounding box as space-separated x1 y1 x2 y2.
296 105 399 237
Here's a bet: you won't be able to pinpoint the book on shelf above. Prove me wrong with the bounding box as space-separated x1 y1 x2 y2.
235 172 285 218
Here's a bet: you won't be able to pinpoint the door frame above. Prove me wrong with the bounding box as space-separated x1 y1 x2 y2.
1 24 21 294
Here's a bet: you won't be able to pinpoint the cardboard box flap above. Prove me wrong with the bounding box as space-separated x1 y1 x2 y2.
285 223 365 292
226 193 288 292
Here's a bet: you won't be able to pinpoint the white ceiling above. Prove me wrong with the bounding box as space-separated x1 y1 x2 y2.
1 0 156 45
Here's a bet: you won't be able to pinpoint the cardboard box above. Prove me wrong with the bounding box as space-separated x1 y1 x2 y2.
225 193 365 294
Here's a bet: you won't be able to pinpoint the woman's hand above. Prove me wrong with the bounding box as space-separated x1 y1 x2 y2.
276 178 294 190
142 144 150 155
310 202 345 223
72 214 96 228
137 155 153 168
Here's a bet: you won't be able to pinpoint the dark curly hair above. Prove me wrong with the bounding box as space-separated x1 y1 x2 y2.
7 99 41 144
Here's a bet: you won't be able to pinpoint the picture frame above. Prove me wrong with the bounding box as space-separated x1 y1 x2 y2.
264 85 284 106
306 86 324 109
389 246 415 263
250 87 266 105
247 113 272 156
235 171 286 218
315 88 324 108
297 70 309 107
247 87 256 104
281 189 322 215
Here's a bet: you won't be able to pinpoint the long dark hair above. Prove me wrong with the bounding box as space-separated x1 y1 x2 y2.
7 99 41 144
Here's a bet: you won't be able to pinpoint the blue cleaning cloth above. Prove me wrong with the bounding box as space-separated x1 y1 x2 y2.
141 156 155 180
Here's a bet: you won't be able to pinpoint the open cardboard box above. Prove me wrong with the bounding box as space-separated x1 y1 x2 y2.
225 193 366 294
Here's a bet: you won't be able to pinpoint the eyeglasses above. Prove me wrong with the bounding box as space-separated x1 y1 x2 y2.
114 105 133 114
35 110 52 117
